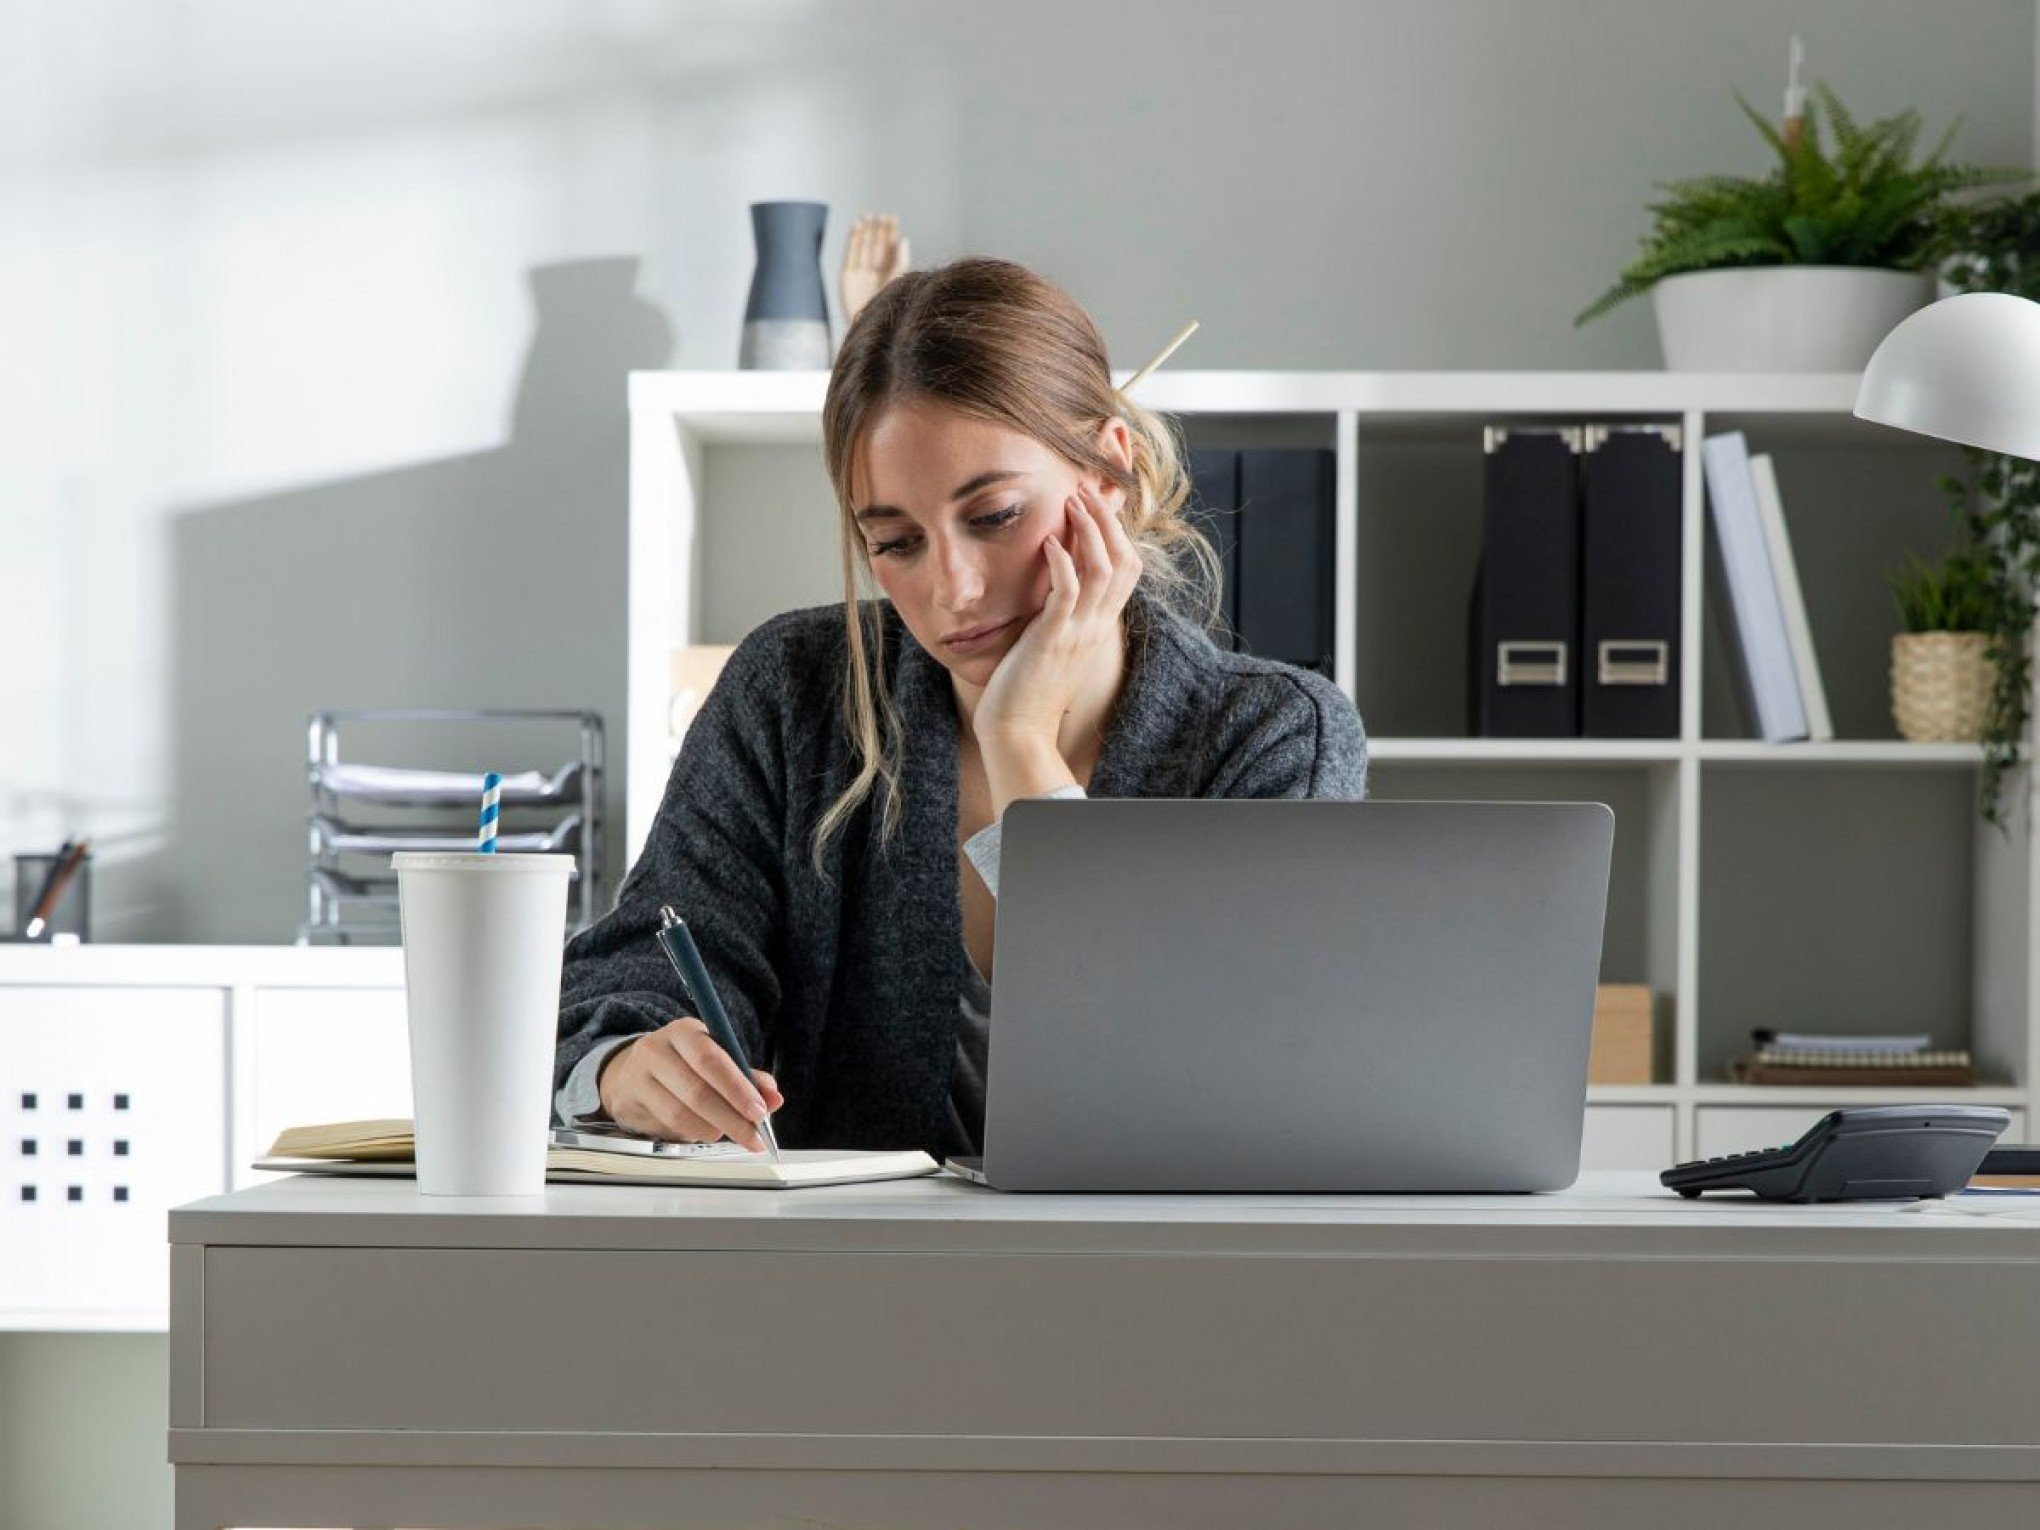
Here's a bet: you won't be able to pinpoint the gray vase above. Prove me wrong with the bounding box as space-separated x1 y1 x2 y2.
740 200 831 370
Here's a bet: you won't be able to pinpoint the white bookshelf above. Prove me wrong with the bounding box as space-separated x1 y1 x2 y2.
628 368 2039 1165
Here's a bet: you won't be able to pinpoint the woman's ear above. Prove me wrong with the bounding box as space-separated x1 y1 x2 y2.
1095 415 1133 476
1084 415 1133 507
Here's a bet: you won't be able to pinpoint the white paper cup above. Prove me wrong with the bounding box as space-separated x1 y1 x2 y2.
393 851 575 1196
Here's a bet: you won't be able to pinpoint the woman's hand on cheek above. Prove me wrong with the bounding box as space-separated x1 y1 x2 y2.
971 481 1142 748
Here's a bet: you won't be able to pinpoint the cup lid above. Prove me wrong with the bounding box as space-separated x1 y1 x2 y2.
390 852 576 872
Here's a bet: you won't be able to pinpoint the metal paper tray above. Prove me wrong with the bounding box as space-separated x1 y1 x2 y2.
311 760 583 807
309 813 581 857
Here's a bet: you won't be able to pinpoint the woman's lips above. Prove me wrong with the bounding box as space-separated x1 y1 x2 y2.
944 617 1014 650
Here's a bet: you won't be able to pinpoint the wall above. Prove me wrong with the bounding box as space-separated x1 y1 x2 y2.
0 1335 169 1530
0 4 2034 1527
2 0 2031 944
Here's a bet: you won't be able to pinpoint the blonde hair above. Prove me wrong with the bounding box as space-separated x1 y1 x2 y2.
812 256 1221 875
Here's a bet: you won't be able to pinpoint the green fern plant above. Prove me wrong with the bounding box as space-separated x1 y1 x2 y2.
1887 546 1996 633
1576 81 2025 327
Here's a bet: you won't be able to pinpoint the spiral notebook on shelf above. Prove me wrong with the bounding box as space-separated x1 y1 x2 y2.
255 1119 939 1189
1728 1046 1977 1088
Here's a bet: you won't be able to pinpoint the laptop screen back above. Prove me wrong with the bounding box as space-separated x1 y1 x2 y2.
983 799 1614 1193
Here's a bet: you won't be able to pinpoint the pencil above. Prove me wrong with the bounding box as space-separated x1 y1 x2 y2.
1121 320 1199 395
25 840 88 940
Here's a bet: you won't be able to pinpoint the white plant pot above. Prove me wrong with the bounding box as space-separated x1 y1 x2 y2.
1650 266 1932 372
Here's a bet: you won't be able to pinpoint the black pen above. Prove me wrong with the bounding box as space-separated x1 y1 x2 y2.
655 905 781 1160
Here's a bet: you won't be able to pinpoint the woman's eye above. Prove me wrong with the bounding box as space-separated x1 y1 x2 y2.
869 504 1023 558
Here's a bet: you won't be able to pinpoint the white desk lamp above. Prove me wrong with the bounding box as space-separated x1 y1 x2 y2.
1854 290 2040 460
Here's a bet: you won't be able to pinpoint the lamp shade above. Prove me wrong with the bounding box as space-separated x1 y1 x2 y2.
1854 291 2040 461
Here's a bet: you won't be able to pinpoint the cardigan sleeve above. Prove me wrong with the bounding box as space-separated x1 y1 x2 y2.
553 629 787 1108
1210 669 1370 801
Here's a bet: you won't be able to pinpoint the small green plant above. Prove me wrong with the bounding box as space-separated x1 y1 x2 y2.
1887 546 1996 633
1576 81 2024 327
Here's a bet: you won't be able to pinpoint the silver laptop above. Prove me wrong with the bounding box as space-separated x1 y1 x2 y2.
946 799 1614 1193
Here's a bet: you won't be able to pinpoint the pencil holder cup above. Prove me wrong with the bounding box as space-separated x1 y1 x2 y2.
11 852 91 942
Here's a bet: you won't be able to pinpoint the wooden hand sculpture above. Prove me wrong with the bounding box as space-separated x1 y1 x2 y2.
840 212 911 326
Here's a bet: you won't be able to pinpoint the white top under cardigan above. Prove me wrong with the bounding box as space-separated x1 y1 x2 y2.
555 782 1089 1155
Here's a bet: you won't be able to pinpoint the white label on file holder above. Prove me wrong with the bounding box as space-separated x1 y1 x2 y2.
1598 639 1669 686
1498 640 1568 687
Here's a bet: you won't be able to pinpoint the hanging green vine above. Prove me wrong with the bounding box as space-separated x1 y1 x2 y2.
1928 192 2040 829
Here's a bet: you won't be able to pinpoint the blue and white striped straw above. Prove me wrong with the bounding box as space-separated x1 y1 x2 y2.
478 771 502 854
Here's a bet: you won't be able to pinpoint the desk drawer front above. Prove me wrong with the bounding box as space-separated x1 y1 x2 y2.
202 1245 2040 1447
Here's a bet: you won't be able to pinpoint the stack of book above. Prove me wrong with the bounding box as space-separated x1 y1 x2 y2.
1701 431 1832 743
1727 1030 1975 1087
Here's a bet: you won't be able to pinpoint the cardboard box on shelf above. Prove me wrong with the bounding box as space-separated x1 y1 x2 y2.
1589 983 1654 1085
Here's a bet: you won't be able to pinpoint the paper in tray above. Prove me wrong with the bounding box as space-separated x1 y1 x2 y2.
313 761 582 806
309 813 581 857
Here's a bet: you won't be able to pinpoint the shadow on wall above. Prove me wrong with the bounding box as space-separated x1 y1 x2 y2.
163 257 673 944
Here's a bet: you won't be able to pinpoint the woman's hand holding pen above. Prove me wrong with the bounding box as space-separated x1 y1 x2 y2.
971 480 1142 752
596 1017 783 1150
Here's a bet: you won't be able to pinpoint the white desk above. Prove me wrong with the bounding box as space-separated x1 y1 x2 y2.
168 1170 2040 1529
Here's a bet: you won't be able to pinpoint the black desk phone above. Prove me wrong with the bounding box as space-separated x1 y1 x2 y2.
1661 1104 2010 1202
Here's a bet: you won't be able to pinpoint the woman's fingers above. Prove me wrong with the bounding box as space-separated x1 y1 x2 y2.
629 1023 768 1148
1045 523 1077 615
644 1047 758 1147
1055 490 1096 611
682 1033 774 1145
688 1032 770 1118
619 1070 720 1142
1070 484 1118 619
1070 481 1140 621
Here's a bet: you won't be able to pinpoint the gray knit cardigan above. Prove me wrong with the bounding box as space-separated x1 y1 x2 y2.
553 584 1369 1154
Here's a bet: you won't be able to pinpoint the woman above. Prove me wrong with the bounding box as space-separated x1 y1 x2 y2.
554 256 1368 1160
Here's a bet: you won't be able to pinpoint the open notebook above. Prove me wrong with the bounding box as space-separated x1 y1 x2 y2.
256 1118 939 1190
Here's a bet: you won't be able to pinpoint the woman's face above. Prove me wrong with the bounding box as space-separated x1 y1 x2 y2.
851 397 1129 685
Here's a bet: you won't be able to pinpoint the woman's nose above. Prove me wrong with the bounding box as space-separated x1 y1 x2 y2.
931 538 987 609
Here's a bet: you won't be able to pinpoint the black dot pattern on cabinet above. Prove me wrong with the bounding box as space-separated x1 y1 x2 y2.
9 1088 142 1210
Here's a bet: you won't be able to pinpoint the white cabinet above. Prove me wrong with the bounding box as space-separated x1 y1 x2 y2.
0 985 227 1329
0 945 405 1328
1579 1105 1676 1171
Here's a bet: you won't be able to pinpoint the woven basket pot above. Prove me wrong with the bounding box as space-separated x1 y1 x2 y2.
1891 631 1993 743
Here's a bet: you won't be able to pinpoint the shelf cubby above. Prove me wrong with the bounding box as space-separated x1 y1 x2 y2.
1697 426 1970 743
1695 761 1985 1083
